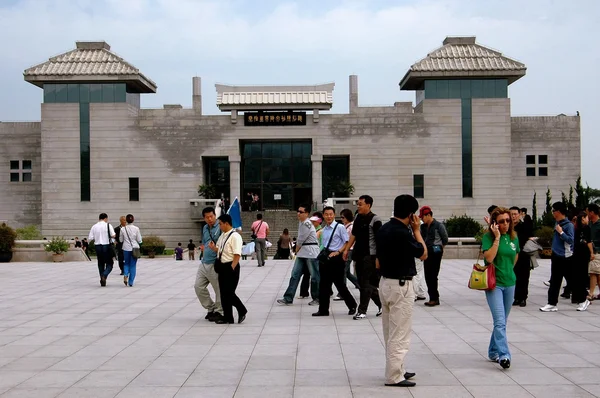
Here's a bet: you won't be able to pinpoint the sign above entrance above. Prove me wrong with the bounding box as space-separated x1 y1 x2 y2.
244 112 307 126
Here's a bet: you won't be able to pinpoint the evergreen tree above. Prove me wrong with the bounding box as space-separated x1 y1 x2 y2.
532 191 538 230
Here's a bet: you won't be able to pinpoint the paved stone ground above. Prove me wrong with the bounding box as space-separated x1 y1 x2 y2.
1 258 600 397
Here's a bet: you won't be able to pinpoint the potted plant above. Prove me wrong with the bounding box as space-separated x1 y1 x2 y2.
0 223 17 263
44 236 70 262
141 235 165 258
198 184 217 199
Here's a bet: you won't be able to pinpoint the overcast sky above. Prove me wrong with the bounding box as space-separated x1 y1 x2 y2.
1 0 598 187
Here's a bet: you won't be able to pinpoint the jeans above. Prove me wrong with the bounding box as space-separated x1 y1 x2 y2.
123 250 138 286
255 238 266 266
95 244 114 278
485 285 515 361
355 254 381 314
424 250 443 301
283 257 320 303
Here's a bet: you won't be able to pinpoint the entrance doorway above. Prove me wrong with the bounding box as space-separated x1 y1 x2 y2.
241 141 312 210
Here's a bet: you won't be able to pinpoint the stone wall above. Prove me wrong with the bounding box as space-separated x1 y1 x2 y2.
0 122 41 228
510 116 580 211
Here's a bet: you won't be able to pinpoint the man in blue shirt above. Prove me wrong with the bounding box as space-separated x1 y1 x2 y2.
195 207 224 321
313 206 358 317
540 202 575 312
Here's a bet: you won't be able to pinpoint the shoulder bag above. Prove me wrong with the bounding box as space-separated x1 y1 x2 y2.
124 226 141 259
251 221 263 241
214 231 235 273
317 223 340 263
107 224 118 259
468 241 496 291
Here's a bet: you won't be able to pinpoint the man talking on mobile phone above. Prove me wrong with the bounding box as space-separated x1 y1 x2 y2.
376 195 427 387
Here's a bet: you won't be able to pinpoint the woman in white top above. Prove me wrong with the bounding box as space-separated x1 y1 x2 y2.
119 214 143 287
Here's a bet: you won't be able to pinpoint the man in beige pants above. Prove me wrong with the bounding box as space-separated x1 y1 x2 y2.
376 195 427 387
195 207 223 322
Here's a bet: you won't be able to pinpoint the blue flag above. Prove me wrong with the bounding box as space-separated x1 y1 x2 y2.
227 197 242 229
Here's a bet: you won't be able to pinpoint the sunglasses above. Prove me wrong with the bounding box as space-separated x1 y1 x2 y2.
496 218 511 225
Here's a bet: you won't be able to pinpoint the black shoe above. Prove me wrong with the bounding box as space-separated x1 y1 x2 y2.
404 372 416 380
119 272 124 275
312 311 329 317
348 307 356 315
499 358 511 369
100 277 106 287
415 296 427 301
376 307 382 317
215 319 233 324
238 313 247 324
512 300 521 306
560 292 570 299
424 300 439 307
519 300 527 307
205 311 215 320
385 380 416 387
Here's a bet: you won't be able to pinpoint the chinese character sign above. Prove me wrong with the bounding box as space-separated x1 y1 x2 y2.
244 112 307 126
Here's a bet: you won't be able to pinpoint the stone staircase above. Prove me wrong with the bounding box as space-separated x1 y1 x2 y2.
240 211 299 257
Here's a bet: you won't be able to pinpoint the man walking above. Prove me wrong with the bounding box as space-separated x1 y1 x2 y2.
195 207 224 322
277 204 320 306
540 202 575 312
251 214 269 267
211 214 247 324
376 194 427 388
511 206 534 307
312 206 357 317
188 239 196 261
419 206 448 307
343 195 382 319
114 216 126 275
88 213 116 287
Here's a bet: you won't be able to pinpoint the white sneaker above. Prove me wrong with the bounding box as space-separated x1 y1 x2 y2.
577 300 591 311
543 280 550 287
539 304 558 312
308 300 319 306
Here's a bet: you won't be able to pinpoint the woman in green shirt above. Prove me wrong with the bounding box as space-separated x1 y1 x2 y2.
482 207 519 370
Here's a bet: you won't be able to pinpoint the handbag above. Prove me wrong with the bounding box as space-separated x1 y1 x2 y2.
107 224 117 259
468 242 496 291
317 223 340 263
251 221 263 241
124 226 141 259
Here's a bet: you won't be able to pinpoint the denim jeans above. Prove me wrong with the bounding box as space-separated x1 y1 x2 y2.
123 250 138 286
95 244 114 278
485 285 515 361
283 257 320 302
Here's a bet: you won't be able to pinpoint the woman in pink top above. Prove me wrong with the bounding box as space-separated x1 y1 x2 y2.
251 213 270 267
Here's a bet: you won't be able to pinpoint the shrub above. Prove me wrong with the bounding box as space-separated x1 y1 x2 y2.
0 223 17 252
141 235 165 255
87 241 97 256
534 226 554 248
44 236 70 254
444 215 482 238
16 225 42 240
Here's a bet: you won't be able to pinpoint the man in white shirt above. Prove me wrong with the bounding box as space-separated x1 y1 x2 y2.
88 213 116 287
210 214 247 324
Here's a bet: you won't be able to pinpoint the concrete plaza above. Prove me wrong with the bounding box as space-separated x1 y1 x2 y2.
1 257 600 398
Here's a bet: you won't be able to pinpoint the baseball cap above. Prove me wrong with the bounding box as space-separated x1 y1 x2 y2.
419 206 432 218
309 216 321 222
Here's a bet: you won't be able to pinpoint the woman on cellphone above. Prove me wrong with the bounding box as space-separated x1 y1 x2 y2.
481 207 519 369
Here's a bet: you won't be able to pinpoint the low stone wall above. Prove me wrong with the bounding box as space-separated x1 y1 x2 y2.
12 247 90 262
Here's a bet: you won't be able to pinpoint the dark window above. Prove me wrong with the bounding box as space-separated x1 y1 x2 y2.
526 167 536 177
10 160 19 170
44 84 56 103
205 157 230 198
80 103 91 201
22 160 32 170
129 177 139 201
322 156 350 199
538 167 548 177
526 155 536 164
22 173 32 182
55 84 68 102
461 98 473 198
10 173 19 182
538 155 548 164
414 175 424 198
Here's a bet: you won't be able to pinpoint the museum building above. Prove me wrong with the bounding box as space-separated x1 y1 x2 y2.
0 36 580 244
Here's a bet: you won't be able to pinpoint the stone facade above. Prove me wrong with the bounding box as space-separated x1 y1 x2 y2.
0 38 581 246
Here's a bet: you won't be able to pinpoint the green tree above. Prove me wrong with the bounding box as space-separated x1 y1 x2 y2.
532 191 538 230
540 188 554 227
568 186 574 208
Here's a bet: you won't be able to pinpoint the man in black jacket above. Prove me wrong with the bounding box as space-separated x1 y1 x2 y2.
419 206 448 307
511 206 534 306
114 216 126 275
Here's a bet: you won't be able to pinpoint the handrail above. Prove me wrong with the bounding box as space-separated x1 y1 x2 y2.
16 240 76 245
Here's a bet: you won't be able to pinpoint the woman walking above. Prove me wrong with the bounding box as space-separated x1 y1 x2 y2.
482 207 519 369
119 214 142 287
572 212 592 310
277 228 292 259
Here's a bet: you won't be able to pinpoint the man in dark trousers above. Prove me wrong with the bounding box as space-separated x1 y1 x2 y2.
114 216 126 275
88 213 116 286
312 206 357 317
511 206 534 307
343 195 382 320
419 206 448 307
376 194 426 387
